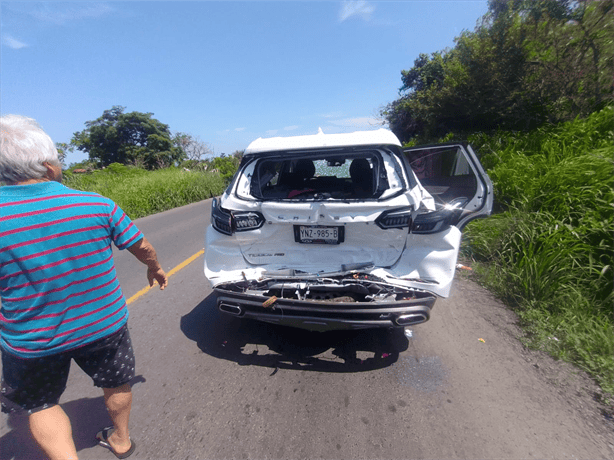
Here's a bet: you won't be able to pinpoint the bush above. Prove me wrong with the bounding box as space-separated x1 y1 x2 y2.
462 106 614 394
212 156 240 184
63 166 226 219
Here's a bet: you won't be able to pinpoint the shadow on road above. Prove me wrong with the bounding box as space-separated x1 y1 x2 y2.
0 376 146 460
0 395 108 460
180 293 409 373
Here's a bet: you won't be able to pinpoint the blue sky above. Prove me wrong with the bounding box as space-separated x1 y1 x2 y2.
1 1 488 166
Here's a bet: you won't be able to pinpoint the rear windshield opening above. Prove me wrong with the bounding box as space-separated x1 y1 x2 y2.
251 154 387 200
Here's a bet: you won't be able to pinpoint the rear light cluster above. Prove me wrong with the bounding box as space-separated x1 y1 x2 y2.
412 210 454 234
211 198 265 236
376 207 413 229
234 212 264 230
412 203 464 234
376 205 464 234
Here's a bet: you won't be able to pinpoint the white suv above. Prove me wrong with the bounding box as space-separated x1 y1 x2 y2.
205 129 492 331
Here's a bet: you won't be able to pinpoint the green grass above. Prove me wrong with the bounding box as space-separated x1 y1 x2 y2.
63 163 227 219
462 106 614 395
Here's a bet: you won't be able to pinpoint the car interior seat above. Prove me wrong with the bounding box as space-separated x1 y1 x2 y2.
283 159 316 198
294 159 315 181
349 158 373 197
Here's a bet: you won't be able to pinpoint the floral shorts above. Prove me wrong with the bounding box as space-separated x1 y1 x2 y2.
1 324 135 415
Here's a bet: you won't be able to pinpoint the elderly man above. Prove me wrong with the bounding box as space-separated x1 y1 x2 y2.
0 115 168 459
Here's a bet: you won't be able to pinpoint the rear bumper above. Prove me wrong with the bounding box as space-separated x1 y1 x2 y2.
214 287 436 332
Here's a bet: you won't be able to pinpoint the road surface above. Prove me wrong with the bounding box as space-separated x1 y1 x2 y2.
1 199 612 459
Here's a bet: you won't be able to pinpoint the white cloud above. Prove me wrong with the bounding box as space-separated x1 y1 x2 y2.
339 1 375 22
320 111 344 119
284 125 299 131
1 3 114 50
318 125 345 135
327 117 386 129
2 35 28 49
234 127 246 132
27 3 114 25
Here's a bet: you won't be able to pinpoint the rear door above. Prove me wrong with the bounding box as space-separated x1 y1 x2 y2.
403 143 493 230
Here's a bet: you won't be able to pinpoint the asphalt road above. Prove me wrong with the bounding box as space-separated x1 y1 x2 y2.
1 199 612 460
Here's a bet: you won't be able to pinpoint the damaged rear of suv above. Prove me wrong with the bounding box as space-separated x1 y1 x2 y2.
204 129 492 332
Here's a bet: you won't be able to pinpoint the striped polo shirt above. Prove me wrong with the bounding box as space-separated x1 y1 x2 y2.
0 181 143 358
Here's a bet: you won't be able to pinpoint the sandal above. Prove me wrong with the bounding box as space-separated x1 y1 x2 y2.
96 426 136 459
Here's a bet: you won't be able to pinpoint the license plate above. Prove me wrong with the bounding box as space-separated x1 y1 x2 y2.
295 225 343 244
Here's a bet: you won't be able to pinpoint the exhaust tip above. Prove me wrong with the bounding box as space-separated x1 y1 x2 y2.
395 313 428 326
219 302 243 316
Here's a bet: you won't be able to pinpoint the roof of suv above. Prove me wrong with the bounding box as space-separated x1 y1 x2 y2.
244 128 402 155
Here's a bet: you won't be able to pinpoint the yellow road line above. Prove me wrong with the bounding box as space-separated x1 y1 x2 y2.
126 249 205 305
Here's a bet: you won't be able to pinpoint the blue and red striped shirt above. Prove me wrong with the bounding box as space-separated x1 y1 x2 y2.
0 181 143 358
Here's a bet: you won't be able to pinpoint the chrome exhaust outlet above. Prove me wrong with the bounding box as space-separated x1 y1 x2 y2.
219 302 243 316
395 313 428 326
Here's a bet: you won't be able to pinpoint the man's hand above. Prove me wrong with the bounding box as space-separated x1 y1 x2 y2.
127 237 168 290
147 266 168 290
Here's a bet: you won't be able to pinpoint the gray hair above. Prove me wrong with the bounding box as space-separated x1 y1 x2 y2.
0 114 60 183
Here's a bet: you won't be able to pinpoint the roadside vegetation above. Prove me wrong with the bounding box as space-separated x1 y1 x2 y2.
63 163 227 219
462 107 613 396
381 0 613 397
382 0 612 144
60 106 242 217
52 0 612 397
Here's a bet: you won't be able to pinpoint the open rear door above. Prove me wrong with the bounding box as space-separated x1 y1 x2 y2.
403 143 493 230
368 143 494 298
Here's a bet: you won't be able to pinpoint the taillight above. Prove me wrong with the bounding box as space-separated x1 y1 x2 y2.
411 204 464 234
211 198 233 235
211 198 265 236
233 211 265 232
376 207 413 229
411 211 451 234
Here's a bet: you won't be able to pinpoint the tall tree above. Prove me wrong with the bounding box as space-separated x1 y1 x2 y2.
173 132 214 161
382 0 613 143
72 106 185 169
54 142 72 166
520 0 614 121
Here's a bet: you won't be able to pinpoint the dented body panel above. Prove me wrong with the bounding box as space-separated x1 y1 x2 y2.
204 129 492 331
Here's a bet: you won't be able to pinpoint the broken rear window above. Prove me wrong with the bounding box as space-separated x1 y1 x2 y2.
238 152 397 200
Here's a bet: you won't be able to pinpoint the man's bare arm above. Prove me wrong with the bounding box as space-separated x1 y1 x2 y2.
127 237 168 290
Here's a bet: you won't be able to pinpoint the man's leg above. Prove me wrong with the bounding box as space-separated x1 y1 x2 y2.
29 405 78 460
102 383 133 454
2 350 74 459
75 325 136 455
